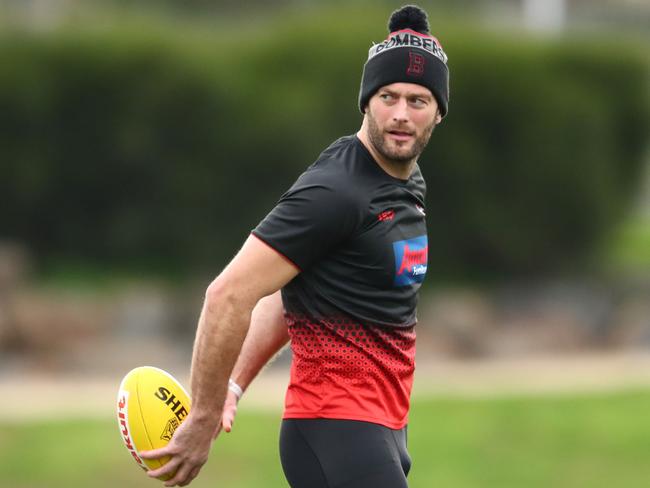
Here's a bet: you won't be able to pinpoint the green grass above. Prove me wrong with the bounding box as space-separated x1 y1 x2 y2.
408 390 650 487
2 390 650 487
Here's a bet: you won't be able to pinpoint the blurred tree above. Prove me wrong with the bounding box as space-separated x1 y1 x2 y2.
0 9 647 280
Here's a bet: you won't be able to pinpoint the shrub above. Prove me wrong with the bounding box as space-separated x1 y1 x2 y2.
0 13 647 280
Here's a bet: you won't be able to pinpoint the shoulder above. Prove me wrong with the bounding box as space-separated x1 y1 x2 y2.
291 135 372 210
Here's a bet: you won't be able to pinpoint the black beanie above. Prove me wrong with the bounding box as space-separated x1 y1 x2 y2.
359 5 449 117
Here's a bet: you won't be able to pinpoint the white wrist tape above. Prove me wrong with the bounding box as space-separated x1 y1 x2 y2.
228 379 244 401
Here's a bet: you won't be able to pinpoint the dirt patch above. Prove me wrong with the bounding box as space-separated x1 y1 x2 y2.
4 351 650 422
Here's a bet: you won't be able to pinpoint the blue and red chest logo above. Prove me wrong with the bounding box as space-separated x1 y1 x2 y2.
393 235 428 286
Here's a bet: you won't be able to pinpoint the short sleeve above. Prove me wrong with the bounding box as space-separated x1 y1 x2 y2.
252 168 364 271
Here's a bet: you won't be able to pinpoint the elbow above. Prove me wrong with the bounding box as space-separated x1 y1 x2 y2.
204 275 249 315
205 277 233 313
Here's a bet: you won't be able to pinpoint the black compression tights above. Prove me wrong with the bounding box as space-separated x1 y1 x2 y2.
279 418 411 488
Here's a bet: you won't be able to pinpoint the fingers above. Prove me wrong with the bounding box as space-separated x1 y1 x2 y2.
189 467 201 482
168 463 203 487
139 445 173 460
222 404 237 433
140 446 181 481
164 462 192 487
147 456 204 487
147 455 182 481
141 413 214 486
222 414 233 433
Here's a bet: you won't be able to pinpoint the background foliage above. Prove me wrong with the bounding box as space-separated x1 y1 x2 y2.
1 8 648 280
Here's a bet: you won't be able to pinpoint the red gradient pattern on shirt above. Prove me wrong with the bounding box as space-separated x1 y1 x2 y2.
283 313 416 429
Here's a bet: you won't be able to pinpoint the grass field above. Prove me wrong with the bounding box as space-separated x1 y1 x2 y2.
2 390 650 488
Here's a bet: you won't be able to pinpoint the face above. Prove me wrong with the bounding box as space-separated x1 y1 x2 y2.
365 83 441 165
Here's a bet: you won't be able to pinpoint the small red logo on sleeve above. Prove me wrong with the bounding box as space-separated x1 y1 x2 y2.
378 209 395 222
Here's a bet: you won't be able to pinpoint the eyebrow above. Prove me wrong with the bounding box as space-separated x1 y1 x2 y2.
381 89 433 100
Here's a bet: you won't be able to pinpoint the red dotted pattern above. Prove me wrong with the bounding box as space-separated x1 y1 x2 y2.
283 313 416 429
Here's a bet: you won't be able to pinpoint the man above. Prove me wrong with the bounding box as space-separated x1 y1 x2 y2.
140 4 449 487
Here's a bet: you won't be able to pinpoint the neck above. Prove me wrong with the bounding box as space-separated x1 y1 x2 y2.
356 125 416 181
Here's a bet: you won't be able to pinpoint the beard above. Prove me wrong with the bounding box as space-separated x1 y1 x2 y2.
366 109 436 164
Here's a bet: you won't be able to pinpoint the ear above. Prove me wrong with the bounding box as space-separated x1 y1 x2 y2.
435 111 442 124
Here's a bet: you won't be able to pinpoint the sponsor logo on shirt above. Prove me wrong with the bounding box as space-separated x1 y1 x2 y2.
393 235 428 286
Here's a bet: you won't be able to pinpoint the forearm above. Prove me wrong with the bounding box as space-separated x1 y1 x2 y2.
189 280 254 425
229 290 289 391
139 235 299 484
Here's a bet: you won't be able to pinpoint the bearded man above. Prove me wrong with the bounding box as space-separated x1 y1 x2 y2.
141 5 449 487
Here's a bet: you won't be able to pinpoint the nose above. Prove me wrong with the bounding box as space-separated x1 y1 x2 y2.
392 98 409 123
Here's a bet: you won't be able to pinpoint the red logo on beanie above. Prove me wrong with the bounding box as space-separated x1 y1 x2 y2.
407 52 425 77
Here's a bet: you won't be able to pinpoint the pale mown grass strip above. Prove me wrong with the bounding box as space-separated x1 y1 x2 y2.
4 352 650 422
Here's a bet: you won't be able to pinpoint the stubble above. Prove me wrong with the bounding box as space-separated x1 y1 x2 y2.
366 110 436 165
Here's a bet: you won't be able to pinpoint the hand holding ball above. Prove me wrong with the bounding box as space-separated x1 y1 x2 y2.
116 366 191 481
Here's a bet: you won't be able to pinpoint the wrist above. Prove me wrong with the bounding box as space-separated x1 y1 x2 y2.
190 407 222 426
228 378 244 401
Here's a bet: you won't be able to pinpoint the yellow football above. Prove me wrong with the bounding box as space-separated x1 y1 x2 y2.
116 366 191 480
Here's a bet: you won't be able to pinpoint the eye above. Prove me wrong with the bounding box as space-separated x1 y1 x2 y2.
409 97 427 108
379 93 395 102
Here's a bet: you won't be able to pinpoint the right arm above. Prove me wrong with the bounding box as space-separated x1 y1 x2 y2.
140 234 298 487
220 289 289 433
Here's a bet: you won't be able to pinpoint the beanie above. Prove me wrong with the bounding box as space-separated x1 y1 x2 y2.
358 5 450 117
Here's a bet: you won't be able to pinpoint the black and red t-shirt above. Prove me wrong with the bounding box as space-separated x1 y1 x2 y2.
252 134 427 429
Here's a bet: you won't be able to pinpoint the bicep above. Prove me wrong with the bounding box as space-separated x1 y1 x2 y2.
213 233 300 308
253 173 363 271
